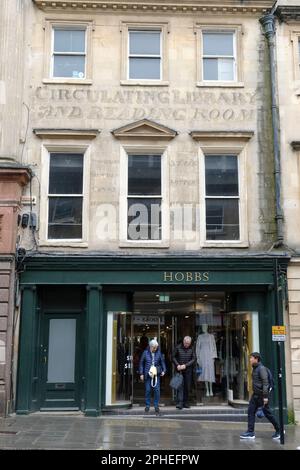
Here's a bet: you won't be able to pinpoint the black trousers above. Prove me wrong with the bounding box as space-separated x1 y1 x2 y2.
247 394 279 433
177 368 193 405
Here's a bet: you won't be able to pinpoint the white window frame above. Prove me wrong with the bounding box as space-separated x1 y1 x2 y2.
198 143 248 247
195 23 244 88
119 146 170 248
204 154 240 242
128 29 162 81
40 143 90 247
51 26 87 80
202 30 237 82
120 22 169 86
43 19 93 85
290 31 300 91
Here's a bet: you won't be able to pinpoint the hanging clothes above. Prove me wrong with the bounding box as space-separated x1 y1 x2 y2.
196 333 218 383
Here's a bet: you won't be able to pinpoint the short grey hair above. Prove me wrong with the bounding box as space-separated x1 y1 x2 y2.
149 339 159 348
183 336 192 343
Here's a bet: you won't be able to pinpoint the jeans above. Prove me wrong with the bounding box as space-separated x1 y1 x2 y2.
247 394 279 433
145 376 160 408
177 368 192 406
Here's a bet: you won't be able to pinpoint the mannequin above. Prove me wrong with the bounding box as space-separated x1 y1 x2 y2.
196 324 218 397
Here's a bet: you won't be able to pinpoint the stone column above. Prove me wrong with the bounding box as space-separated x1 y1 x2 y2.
16 285 37 414
85 285 103 416
0 0 26 160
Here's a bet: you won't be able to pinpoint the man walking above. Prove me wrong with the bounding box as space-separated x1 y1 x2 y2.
240 352 280 440
172 336 196 409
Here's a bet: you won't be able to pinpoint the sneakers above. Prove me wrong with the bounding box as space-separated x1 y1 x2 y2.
144 406 150 413
155 407 161 415
183 404 190 409
272 431 285 440
176 404 183 410
240 431 255 439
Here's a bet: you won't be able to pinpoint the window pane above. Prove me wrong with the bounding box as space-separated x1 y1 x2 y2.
48 197 82 239
129 31 161 55
206 199 239 240
54 29 85 53
49 154 83 194
205 155 238 196
127 198 161 240
203 58 218 80
218 58 234 81
53 55 85 78
47 319 76 383
128 155 161 195
129 58 160 79
203 32 234 56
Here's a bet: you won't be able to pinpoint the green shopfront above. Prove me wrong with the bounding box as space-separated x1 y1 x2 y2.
16 255 289 419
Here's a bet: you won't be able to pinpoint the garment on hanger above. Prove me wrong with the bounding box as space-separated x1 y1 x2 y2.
196 332 218 383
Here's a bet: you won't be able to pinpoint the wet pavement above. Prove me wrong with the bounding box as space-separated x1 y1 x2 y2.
0 413 299 450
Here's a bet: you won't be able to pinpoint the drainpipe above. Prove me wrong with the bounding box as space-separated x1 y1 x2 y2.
259 12 284 247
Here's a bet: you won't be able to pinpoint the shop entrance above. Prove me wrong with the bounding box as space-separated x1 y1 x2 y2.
105 291 260 408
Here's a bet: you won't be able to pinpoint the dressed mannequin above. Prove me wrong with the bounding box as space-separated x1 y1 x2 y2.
196 324 218 397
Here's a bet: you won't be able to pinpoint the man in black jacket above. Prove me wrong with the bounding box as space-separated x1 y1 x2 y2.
240 352 280 440
172 336 196 409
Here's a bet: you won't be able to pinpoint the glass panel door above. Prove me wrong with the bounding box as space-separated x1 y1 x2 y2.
40 313 82 410
226 311 260 403
47 319 76 383
106 311 133 405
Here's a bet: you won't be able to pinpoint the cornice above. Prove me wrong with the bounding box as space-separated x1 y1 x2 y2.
32 1 273 15
276 6 300 22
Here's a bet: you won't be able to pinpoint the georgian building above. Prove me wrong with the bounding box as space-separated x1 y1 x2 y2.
1 0 296 420
274 0 300 423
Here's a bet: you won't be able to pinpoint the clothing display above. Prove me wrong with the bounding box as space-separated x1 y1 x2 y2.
196 332 218 383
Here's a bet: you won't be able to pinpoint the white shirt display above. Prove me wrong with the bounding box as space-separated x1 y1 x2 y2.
196 332 218 383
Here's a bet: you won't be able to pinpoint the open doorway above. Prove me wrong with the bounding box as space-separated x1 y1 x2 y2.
105 290 260 408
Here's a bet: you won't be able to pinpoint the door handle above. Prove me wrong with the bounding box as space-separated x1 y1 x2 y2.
43 356 47 364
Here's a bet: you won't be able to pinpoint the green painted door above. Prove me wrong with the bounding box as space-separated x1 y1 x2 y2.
40 313 83 410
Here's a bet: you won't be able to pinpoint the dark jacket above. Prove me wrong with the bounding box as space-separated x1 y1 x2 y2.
252 363 269 398
172 343 196 369
139 347 166 378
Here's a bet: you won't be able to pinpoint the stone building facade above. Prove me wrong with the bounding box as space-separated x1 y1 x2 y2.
1 0 297 420
274 0 300 423
0 0 31 416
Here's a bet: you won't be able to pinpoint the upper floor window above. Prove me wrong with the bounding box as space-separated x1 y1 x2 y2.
52 27 86 79
202 31 236 82
127 154 162 241
204 155 240 241
128 30 162 80
48 153 84 239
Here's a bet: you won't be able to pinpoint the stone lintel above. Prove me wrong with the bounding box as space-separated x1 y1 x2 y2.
190 130 254 141
33 128 101 140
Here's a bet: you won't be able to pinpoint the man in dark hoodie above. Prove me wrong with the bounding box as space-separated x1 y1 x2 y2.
240 352 280 440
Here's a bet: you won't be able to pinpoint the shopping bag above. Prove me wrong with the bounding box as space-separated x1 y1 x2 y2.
169 373 183 390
